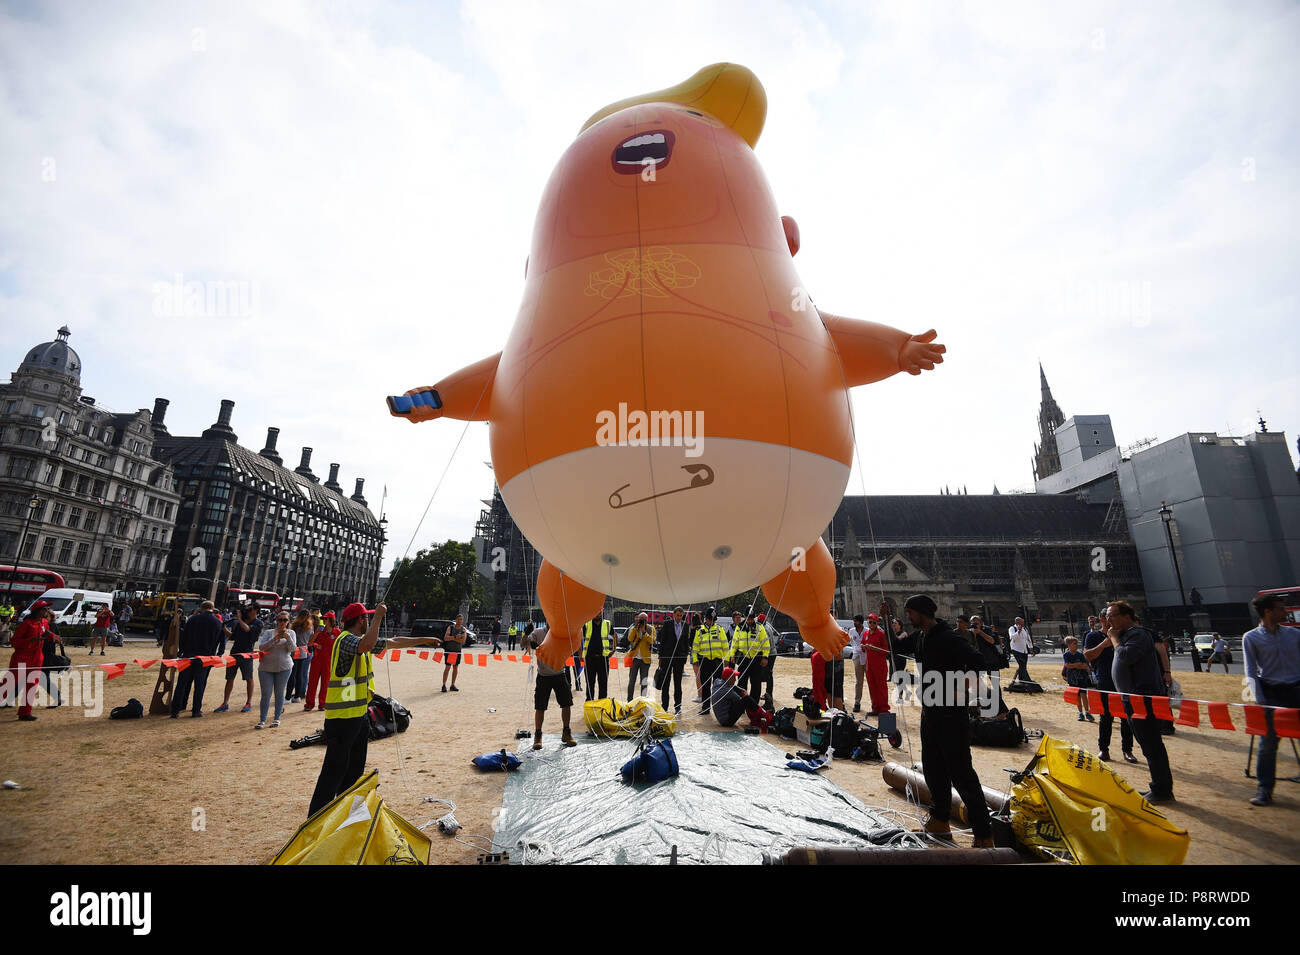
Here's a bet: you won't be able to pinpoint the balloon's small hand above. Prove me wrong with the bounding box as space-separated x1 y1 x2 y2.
388 388 444 422
900 330 946 376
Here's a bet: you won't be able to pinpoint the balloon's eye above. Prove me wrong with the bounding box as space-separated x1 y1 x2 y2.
611 129 675 175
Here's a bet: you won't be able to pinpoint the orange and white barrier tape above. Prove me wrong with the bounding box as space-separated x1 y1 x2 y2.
1062 686 1300 739
36 645 613 681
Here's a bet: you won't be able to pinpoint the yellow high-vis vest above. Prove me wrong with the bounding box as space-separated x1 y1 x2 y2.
325 633 374 720
692 624 729 663
730 625 769 659
581 620 613 658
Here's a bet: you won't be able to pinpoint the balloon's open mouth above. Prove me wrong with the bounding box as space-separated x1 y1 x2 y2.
611 129 675 175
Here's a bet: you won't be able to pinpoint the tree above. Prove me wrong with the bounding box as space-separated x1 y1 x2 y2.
385 541 490 619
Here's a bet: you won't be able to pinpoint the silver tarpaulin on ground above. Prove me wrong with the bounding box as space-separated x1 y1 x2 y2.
496 731 900 864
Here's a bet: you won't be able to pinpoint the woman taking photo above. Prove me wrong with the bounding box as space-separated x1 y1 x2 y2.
285 609 313 702
256 611 296 728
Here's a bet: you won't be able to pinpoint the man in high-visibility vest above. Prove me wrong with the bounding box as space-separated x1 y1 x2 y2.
581 611 613 701
307 601 439 817
692 607 730 715
729 609 770 703
0 601 14 647
508 622 518 652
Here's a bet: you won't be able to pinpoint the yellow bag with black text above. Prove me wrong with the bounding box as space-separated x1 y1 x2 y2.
1010 735 1188 865
583 697 676 738
271 770 429 865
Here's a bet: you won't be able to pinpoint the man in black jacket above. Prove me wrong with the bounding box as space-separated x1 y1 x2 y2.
170 601 226 718
1105 601 1174 803
654 607 691 715
894 594 993 847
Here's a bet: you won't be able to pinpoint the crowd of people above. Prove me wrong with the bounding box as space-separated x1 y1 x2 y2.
4 587 1298 820
166 604 348 726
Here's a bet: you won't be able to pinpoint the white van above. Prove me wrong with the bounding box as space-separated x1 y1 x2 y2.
30 588 116 630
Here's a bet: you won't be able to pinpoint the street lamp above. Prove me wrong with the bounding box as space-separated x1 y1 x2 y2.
372 516 388 608
1158 500 1199 671
4 495 42 605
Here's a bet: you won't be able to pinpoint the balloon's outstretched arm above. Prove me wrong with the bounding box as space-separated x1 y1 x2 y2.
387 352 501 423
819 313 946 385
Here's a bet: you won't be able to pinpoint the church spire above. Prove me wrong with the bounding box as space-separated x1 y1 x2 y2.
1032 364 1067 482
842 516 862 563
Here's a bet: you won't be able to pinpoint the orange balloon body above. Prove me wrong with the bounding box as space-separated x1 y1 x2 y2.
393 64 941 645
490 104 852 485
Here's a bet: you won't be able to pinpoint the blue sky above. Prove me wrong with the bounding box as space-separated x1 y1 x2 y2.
2 0 1297 572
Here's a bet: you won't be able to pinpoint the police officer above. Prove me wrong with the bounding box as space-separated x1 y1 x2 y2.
692 608 729 714
729 609 769 703
581 610 613 701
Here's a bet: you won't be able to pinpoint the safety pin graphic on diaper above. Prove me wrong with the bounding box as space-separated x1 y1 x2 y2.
608 464 714 509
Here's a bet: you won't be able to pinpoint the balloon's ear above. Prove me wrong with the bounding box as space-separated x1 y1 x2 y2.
781 216 800 257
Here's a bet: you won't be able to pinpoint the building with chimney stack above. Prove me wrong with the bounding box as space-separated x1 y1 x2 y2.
0 327 182 598
149 397 385 612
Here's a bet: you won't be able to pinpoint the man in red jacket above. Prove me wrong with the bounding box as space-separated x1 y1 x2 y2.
6 600 51 720
304 611 339 711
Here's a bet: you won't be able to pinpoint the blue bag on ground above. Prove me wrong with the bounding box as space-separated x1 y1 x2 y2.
620 739 679 784
472 749 522 771
787 755 828 773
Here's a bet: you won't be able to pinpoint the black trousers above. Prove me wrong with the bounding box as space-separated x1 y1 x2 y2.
1097 699 1134 754
308 715 369 817
170 659 210 716
920 708 991 838
1257 681 1300 793
698 657 723 712
659 656 686 710
584 653 608 701
1012 651 1031 683
1129 714 1173 797
734 656 765 700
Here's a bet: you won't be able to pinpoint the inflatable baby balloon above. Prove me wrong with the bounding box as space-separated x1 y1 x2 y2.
390 63 945 670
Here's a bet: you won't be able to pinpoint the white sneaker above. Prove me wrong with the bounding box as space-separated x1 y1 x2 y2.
271 719 280 728
255 722 265 730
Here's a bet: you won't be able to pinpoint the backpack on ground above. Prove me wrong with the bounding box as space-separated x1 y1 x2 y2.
109 698 143 720
620 738 679 784
471 749 521 771
366 694 412 739
970 707 1027 747
830 712 861 758
772 707 798 740
1006 679 1044 694
369 694 412 733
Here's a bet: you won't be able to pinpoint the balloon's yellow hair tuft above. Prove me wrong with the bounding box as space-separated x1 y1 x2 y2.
580 63 767 149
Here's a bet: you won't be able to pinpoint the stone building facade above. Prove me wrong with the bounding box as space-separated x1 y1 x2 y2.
150 399 385 611
0 327 181 597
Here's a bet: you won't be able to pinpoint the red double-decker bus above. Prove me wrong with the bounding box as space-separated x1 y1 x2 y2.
226 588 279 611
0 566 67 605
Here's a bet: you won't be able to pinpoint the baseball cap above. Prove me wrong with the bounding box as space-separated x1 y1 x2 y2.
323 611 335 620
867 612 879 621
756 613 766 623
30 600 51 611
341 602 374 622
